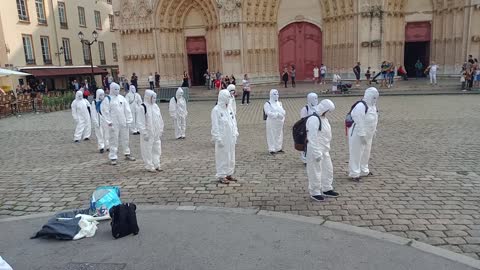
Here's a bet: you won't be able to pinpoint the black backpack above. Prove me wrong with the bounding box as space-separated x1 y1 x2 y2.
263 101 270 120
345 100 368 128
109 203 139 239
292 113 321 151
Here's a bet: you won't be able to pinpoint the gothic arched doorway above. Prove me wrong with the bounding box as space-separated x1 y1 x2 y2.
278 22 322 81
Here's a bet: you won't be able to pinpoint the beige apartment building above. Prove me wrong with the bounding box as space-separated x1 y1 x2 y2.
113 0 480 87
0 0 120 91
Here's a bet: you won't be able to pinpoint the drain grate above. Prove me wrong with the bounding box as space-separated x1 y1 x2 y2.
65 263 127 270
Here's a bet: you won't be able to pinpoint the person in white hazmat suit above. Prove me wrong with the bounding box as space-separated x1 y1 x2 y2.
306 99 339 202
211 89 239 184
71 90 92 142
101 82 136 165
126 85 142 135
138 90 164 172
348 87 379 181
91 89 109 153
227 84 237 115
169 87 188 139
300 93 319 163
264 89 286 155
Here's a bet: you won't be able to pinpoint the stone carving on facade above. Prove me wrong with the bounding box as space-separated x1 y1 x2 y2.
217 0 241 23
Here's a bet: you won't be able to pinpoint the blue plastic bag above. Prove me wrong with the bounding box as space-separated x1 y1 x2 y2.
90 186 121 217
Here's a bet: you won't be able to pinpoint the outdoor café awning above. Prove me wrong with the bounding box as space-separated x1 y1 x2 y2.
19 66 108 77
0 68 31 77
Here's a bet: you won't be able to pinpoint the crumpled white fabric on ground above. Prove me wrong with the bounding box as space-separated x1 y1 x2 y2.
0 256 13 270
72 214 99 240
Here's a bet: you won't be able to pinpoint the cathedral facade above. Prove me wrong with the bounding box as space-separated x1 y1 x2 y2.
113 0 480 86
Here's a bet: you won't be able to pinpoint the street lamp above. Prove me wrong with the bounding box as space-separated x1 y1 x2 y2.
78 30 98 90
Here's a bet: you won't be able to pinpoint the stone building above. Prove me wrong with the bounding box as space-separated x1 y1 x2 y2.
0 0 119 91
113 0 480 87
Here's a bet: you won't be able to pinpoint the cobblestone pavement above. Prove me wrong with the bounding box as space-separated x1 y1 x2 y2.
1 95 480 259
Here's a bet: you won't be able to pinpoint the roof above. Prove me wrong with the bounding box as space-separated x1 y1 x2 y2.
18 66 108 77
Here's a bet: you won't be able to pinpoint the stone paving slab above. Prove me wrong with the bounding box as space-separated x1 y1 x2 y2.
0 95 479 259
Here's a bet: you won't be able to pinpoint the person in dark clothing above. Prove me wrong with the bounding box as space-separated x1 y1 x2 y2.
353 62 361 86
282 68 289 88
290 65 296 88
241 74 250 105
231 75 236 85
130 73 138 89
181 71 189 87
155 72 160 88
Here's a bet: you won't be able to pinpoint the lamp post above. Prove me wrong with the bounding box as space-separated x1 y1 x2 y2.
55 46 64 66
78 30 98 90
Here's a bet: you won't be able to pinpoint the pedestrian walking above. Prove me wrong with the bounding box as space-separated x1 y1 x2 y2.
148 73 155 89
306 99 339 202
182 71 189 87
211 89 239 184
320 64 327 84
365 67 371 85
291 65 296 88
241 74 251 105
353 62 361 86
264 89 286 155
426 61 439 85
130 73 138 89
155 72 160 88
282 68 289 88
348 87 379 182
313 65 320 84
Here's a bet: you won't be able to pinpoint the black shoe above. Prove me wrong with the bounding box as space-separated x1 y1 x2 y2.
99 149 104 154
351 177 361 182
277 150 285 153
323 190 339 198
106 148 110 152
84 138 90 141
310 195 326 202
269 152 276 155
74 140 80 143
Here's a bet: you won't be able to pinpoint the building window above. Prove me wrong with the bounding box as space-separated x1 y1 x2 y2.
94 11 102 30
17 0 29 21
62 38 72 65
82 43 91 65
109 15 114 31
35 0 47 24
58 2 68 29
78 7 86 27
40 36 52 64
22 35 35 64
98 41 106 65
112 43 118 62
107 0 112 4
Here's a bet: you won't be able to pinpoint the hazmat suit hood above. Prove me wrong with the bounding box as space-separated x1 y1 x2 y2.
96 89 105 101
227 84 236 94
269 89 279 102
110 82 121 96
217 89 230 107
144 90 155 105
363 87 379 106
129 85 137 94
307 93 318 108
318 99 335 115
75 90 83 100
176 88 184 99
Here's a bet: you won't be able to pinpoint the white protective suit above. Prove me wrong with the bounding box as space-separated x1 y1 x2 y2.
300 93 319 163
71 90 92 141
227 84 237 115
169 87 188 139
264 89 286 153
125 85 142 134
102 83 134 161
306 99 335 196
91 89 110 151
211 89 239 178
348 87 379 178
138 90 164 171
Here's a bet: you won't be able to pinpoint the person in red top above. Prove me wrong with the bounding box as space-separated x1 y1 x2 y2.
215 78 222 91
397 65 408 81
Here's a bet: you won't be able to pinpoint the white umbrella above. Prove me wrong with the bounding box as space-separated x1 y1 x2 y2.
0 68 31 77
